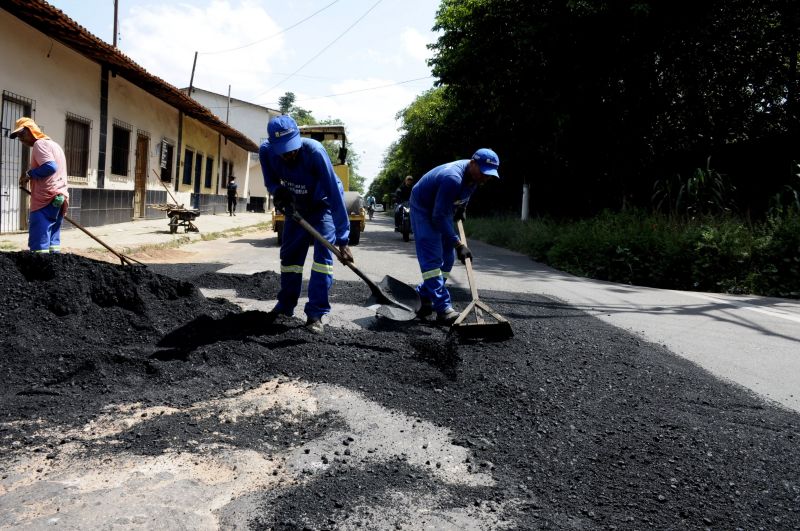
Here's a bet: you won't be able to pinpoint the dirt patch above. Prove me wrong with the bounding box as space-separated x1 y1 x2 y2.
0 252 798 529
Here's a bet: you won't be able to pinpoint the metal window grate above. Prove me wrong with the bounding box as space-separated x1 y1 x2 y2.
160 138 175 182
205 155 214 188
64 112 91 182
111 119 132 176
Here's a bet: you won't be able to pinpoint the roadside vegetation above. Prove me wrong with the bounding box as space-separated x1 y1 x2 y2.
363 1 800 299
466 207 800 299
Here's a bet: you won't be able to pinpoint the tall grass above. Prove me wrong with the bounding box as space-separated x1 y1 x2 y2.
466 209 800 298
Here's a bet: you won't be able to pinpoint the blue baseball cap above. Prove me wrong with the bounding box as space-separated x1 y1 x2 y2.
267 115 301 155
472 148 500 178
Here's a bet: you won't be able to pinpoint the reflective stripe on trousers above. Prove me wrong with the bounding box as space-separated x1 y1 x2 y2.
411 205 455 313
274 212 336 319
28 204 64 253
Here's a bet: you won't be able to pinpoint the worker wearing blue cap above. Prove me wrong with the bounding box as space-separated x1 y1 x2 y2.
409 148 500 325
259 115 354 334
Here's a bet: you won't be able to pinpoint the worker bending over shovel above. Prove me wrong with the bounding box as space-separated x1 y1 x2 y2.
259 115 354 334
410 148 500 325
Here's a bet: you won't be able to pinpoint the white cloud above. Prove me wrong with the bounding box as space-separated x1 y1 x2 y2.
402 27 434 63
116 0 436 188
121 1 283 96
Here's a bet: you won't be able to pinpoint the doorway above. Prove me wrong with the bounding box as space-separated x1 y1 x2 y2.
134 133 149 217
0 92 33 233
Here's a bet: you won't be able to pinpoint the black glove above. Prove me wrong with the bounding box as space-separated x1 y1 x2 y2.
273 186 295 215
455 242 472 264
453 204 467 222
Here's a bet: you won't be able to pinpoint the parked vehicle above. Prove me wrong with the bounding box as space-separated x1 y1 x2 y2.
395 201 412 242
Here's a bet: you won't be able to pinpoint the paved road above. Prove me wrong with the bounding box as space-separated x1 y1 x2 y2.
151 212 800 414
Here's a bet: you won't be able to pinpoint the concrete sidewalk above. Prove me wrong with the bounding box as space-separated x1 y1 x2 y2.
0 211 271 253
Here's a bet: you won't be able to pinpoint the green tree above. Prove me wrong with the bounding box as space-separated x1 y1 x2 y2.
398 0 800 217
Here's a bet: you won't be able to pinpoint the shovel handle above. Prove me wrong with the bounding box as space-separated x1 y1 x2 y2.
290 211 371 284
19 187 143 266
456 220 480 301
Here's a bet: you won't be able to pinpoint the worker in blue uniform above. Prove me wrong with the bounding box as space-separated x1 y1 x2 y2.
410 148 500 325
259 115 354 334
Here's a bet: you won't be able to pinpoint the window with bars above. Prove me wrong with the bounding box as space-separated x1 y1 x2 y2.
64 113 90 181
111 120 131 176
160 139 174 182
205 156 214 188
194 152 203 188
221 158 233 188
182 148 194 185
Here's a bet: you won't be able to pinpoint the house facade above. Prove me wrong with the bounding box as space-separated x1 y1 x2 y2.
0 0 258 234
184 87 280 212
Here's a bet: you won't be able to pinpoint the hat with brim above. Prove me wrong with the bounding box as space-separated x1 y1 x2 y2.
267 115 302 155
472 148 500 178
9 117 48 140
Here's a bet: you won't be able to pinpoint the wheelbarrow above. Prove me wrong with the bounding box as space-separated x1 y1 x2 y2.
166 206 200 234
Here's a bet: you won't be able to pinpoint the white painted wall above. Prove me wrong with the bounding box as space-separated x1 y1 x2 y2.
107 75 178 191
188 88 277 200
0 10 101 186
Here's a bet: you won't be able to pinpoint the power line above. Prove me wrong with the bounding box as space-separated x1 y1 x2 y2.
254 0 385 99
198 75 435 110
199 0 340 55
296 76 434 103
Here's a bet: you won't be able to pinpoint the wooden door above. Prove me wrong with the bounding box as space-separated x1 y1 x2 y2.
134 134 148 217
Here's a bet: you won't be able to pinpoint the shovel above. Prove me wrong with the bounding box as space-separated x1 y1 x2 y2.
451 219 513 339
20 187 144 267
288 210 418 321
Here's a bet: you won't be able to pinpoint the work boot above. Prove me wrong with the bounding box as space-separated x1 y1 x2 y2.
436 307 460 326
416 299 433 318
305 316 324 334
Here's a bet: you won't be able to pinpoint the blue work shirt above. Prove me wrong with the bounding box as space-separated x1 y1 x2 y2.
259 137 350 246
410 160 476 246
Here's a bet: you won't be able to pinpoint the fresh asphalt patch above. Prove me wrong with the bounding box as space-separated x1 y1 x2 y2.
0 252 798 529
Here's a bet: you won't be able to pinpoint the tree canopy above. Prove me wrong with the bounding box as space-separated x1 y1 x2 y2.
387 0 800 218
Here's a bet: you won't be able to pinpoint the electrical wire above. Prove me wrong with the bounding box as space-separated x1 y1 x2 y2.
198 75 434 111
199 0 340 55
254 0 385 98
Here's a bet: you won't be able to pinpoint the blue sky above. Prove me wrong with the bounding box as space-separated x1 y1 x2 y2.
47 0 441 186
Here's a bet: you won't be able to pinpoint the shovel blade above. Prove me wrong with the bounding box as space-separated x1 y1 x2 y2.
370 275 419 321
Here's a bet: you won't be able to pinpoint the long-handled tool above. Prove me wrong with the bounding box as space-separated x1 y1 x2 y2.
151 169 183 207
451 219 513 339
20 187 144 267
289 210 419 321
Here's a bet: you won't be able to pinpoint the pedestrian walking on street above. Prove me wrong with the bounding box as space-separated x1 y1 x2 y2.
410 148 500 325
10 117 70 253
258 115 354 334
227 176 238 216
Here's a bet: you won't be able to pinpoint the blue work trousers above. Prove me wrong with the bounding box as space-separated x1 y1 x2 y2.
411 206 455 313
29 204 64 253
274 211 336 319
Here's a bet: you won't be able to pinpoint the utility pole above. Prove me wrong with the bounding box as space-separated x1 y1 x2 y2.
176 52 197 195
113 0 118 47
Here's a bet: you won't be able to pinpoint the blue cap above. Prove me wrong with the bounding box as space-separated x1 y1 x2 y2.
472 148 500 178
267 115 301 155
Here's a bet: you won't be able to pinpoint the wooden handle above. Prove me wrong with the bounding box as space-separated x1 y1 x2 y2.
19 187 143 266
289 211 375 284
456 220 479 301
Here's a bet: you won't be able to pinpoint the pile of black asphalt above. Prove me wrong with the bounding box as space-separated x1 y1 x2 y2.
0 252 798 529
